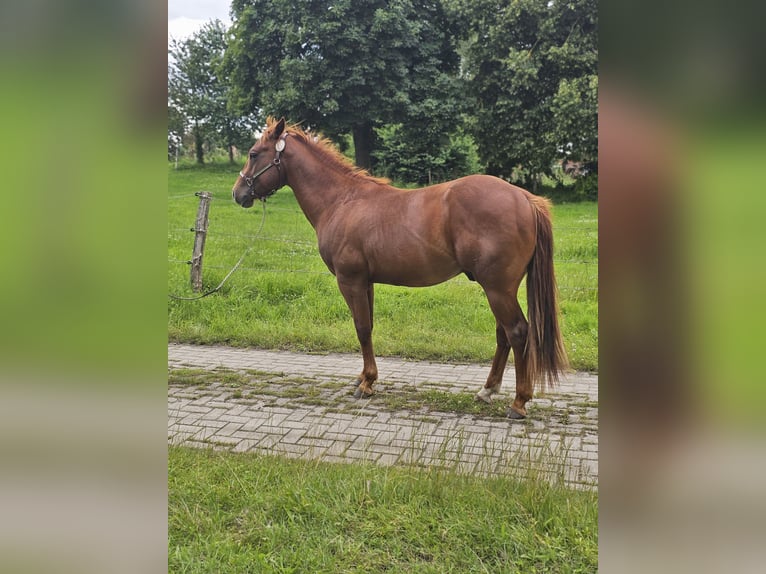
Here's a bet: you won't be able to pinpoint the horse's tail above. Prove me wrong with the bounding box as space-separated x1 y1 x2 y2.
525 195 569 393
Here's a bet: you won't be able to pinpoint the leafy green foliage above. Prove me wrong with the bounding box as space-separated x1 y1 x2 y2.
456 0 598 192
226 0 463 168
169 1 598 198
552 74 598 165
169 20 259 164
372 124 482 184
167 102 185 160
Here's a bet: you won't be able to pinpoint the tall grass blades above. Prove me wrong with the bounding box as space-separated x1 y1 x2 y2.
169 446 598 573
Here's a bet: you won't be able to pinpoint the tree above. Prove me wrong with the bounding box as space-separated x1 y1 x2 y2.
168 101 185 161
551 74 598 167
169 20 258 164
373 124 482 184
226 0 462 169
457 0 597 191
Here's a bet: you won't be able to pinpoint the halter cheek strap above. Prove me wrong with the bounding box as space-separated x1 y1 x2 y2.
239 133 288 199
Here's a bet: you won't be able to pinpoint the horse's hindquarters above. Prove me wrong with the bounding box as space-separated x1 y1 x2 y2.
446 180 537 286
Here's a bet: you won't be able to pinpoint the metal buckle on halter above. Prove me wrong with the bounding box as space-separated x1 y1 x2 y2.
239 171 253 188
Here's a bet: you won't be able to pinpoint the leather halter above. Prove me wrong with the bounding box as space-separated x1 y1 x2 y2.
239 133 288 200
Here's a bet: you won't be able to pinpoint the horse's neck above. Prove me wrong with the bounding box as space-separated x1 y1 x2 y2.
287 148 357 228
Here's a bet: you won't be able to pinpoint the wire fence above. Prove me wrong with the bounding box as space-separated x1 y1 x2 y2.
168 194 597 295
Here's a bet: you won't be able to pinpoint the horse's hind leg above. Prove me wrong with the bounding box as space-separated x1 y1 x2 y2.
506 318 532 419
476 321 511 403
476 289 533 418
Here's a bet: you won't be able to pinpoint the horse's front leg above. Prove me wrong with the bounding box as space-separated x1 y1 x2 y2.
337 277 378 398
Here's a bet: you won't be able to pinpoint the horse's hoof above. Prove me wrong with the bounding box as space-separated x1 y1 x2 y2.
506 407 526 420
354 378 363 387
354 385 374 399
475 388 493 404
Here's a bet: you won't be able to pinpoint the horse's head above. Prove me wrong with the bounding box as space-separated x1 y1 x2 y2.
232 117 288 208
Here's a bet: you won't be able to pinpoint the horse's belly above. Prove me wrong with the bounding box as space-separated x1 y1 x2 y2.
368 251 461 287
372 270 461 287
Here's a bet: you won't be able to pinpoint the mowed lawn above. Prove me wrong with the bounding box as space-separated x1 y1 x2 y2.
168 163 597 371
169 446 598 573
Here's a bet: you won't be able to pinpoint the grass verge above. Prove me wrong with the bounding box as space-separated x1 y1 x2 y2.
169 445 598 573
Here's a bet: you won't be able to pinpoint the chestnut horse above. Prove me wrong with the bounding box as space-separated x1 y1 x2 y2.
232 118 568 418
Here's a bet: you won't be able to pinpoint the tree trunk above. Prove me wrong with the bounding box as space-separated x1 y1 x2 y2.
194 122 204 165
228 143 235 164
352 122 374 171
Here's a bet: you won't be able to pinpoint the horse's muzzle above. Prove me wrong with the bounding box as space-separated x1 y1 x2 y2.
232 186 255 208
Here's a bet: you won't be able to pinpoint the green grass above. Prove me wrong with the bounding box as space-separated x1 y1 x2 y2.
169 445 598 573
168 162 597 371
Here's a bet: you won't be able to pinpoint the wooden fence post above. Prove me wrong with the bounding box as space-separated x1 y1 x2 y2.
190 192 212 292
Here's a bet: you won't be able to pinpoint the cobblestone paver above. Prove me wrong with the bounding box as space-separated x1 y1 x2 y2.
169 343 598 488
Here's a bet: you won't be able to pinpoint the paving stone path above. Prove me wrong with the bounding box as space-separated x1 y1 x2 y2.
169 343 598 488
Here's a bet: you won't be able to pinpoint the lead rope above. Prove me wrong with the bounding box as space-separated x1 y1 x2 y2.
168 200 267 301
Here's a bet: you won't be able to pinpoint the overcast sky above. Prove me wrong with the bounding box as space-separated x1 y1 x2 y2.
168 0 232 42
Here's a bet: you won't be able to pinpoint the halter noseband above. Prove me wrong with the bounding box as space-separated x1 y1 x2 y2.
239 133 288 200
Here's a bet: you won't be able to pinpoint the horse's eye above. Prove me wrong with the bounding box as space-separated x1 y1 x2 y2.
249 152 258 160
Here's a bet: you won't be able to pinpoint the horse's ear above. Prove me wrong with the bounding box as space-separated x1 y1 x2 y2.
273 117 286 139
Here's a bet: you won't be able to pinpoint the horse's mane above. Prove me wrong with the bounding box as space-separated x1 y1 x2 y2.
262 117 390 185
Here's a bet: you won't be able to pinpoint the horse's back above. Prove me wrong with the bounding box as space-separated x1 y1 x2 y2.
442 175 535 235
444 174 531 204
317 175 537 287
